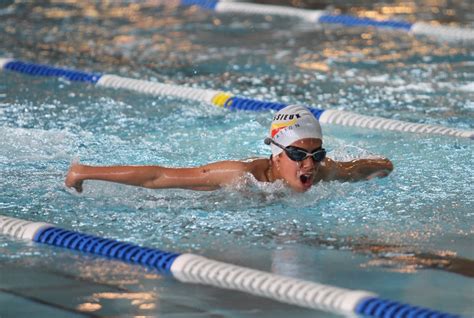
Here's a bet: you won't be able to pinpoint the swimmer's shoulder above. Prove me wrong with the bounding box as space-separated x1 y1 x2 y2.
206 158 268 172
240 157 270 181
239 157 267 164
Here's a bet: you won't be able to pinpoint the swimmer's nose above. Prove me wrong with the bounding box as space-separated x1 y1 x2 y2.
300 156 316 169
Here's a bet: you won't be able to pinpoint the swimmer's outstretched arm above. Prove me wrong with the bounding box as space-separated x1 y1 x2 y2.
65 161 252 193
319 157 393 182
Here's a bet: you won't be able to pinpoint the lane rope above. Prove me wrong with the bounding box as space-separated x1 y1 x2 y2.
0 215 462 318
180 0 474 42
1 58 473 139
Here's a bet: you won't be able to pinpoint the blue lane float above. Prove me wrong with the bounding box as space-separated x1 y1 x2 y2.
34 227 179 275
3 60 102 83
318 14 412 30
1 57 473 139
0 215 463 318
224 96 325 119
179 0 474 42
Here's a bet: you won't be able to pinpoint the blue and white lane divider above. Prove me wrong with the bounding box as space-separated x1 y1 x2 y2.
1 58 473 139
180 0 474 42
0 215 462 318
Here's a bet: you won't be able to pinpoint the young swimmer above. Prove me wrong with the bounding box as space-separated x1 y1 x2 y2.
65 105 393 193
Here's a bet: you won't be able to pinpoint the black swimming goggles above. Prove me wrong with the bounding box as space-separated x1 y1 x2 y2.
264 138 326 162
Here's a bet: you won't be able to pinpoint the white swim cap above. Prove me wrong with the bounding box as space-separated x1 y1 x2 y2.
269 105 323 156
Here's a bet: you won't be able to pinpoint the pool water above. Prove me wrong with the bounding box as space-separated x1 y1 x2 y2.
0 1 473 317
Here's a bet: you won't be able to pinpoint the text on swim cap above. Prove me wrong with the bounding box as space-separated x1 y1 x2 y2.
271 121 301 138
273 113 301 121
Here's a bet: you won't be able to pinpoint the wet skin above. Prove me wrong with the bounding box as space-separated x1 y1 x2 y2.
270 138 323 192
65 138 393 193
269 138 393 192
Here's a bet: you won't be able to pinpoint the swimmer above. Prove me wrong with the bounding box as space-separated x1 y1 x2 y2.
65 105 393 193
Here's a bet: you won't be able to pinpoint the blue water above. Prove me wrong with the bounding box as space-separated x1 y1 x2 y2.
0 1 473 317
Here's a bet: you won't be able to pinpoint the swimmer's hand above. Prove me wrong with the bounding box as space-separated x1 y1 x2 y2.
65 163 84 193
355 158 393 180
321 157 393 182
366 168 391 180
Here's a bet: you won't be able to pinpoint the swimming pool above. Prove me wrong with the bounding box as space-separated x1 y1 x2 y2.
0 1 473 317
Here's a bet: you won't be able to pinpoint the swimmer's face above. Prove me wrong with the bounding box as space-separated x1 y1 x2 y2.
274 138 323 192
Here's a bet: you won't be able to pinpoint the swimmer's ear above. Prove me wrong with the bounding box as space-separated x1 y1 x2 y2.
273 153 282 170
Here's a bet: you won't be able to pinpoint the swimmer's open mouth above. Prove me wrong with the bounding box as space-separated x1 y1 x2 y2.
300 174 312 184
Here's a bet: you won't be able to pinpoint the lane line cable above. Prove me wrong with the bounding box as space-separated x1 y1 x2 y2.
0 215 463 318
1 58 472 139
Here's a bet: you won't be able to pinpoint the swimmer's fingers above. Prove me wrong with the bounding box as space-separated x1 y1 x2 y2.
73 180 83 193
65 165 83 193
65 178 83 193
366 169 391 180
